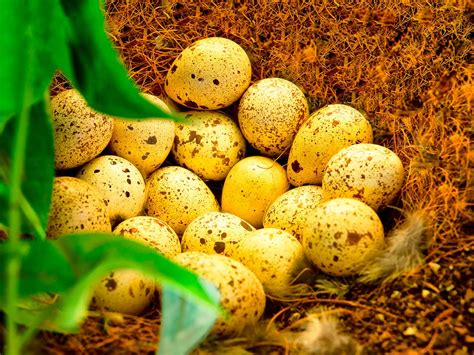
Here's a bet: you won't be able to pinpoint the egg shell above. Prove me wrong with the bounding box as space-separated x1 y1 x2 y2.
109 94 175 177
145 166 220 234
113 216 181 258
46 177 111 238
303 198 385 276
165 37 252 110
181 212 255 257
51 89 114 170
233 228 309 296
322 143 405 210
172 111 246 181
92 269 155 315
263 185 324 242
174 252 266 336
77 155 146 224
287 104 373 186
221 156 289 228
238 78 309 156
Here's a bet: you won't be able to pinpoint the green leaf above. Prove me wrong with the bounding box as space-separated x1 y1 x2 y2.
0 234 221 335
58 0 177 120
0 240 76 305
0 0 71 124
0 0 178 124
0 98 54 239
0 181 6 198
54 233 220 332
159 285 219 355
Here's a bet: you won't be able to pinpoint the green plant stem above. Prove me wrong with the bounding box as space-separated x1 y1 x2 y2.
5 8 35 352
6 91 31 355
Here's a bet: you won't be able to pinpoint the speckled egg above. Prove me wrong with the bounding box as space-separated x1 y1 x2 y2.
92 269 155 315
302 198 385 276
174 252 266 336
109 94 175 176
263 185 324 242
322 144 405 210
181 212 255 257
172 111 246 181
77 155 146 224
238 78 309 156
287 104 373 186
221 156 289 228
145 166 220 234
51 89 114 170
46 177 111 239
113 216 181 257
233 228 310 297
165 37 252 110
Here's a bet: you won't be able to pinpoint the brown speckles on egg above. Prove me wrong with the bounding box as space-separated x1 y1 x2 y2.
165 37 251 110
93 269 155 316
288 104 373 186
145 166 219 234
213 241 226 254
181 212 254 257
322 144 405 210
105 277 117 291
174 252 265 336
145 136 157 144
51 90 114 170
302 198 384 276
233 228 309 297
113 216 180 257
238 78 309 157
172 111 246 181
76 156 145 224
46 177 111 239
109 94 175 176
263 186 323 243
291 160 303 173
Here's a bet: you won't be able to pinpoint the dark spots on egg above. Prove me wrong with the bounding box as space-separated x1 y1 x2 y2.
214 242 225 253
185 131 203 145
184 100 198 108
125 191 130 198
170 64 178 74
105 278 117 291
213 79 220 85
145 136 157 144
291 160 303 173
347 231 362 245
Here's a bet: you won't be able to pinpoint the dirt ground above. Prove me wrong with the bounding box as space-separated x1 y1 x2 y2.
40 1 473 353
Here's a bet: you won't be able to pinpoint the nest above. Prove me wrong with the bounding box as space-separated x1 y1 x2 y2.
41 0 473 353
